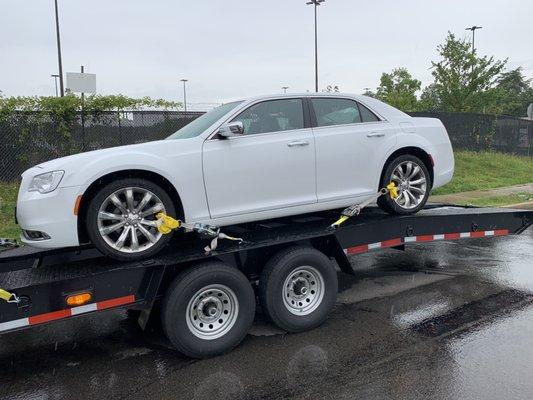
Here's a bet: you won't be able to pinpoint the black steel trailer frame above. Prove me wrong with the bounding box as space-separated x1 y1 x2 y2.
0 204 531 354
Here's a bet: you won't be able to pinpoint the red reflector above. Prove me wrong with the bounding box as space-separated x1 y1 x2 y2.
97 295 135 310
470 231 486 238
416 235 434 242
346 245 369 254
494 229 509 236
444 232 461 240
29 309 71 325
381 238 402 248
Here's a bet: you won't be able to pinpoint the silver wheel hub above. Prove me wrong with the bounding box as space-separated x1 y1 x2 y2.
97 187 166 253
391 161 427 210
186 285 239 340
283 266 325 316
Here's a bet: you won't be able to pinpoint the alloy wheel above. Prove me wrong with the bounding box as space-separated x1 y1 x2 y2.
97 187 166 253
390 161 427 209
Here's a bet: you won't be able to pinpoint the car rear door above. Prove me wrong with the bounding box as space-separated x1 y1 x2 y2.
202 98 316 219
310 97 397 202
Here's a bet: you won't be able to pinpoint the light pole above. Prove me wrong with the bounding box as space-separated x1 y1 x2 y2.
53 0 65 96
180 79 188 113
465 25 482 52
282 86 289 93
306 0 325 92
51 74 59 97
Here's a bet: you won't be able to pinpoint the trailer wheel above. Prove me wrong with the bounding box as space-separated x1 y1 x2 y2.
259 246 338 332
161 262 255 359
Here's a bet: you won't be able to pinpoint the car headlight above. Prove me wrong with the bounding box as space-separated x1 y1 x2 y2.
28 171 65 194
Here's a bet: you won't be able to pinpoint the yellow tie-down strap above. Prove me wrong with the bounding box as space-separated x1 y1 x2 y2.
155 213 245 253
155 212 181 234
387 181 399 200
330 182 399 229
0 288 19 303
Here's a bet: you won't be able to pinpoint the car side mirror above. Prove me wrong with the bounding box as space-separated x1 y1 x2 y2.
218 121 244 138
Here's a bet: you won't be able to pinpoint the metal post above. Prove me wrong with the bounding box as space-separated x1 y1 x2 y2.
282 86 289 93
51 74 59 97
117 110 123 145
180 79 188 113
306 0 325 93
80 65 85 151
314 2 318 92
465 25 482 53
54 0 65 96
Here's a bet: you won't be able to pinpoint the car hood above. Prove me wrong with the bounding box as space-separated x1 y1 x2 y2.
22 139 191 179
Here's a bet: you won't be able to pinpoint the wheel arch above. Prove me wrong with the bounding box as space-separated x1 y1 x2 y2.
77 169 184 244
380 146 434 188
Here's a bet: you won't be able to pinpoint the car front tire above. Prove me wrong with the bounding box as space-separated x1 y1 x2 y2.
86 178 176 260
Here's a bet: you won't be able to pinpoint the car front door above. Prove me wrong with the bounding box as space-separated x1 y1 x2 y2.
202 98 316 219
310 97 397 202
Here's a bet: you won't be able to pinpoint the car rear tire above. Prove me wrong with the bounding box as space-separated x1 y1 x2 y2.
161 262 255 358
259 246 338 332
377 154 431 215
86 178 176 260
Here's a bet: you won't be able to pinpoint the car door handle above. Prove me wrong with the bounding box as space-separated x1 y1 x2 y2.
287 140 310 147
366 132 385 138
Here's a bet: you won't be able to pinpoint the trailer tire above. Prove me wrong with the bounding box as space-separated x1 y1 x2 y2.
161 262 255 359
259 246 338 332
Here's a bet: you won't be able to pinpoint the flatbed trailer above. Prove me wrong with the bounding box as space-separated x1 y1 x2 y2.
0 204 531 358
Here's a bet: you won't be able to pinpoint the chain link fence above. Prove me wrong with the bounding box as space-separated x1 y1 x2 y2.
1 110 531 182
409 112 533 156
0 111 203 182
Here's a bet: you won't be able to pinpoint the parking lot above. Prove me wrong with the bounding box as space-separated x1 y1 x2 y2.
1 228 532 400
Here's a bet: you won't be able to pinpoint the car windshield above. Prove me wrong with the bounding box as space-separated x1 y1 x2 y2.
166 101 243 139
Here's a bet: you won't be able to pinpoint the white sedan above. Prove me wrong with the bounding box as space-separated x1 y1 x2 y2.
16 94 454 260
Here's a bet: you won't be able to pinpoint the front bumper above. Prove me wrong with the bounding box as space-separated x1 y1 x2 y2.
16 185 82 249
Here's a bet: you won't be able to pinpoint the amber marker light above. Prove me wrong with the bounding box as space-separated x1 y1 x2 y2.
66 292 92 307
73 195 82 215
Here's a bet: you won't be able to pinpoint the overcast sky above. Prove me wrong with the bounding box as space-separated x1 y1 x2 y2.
1 0 532 110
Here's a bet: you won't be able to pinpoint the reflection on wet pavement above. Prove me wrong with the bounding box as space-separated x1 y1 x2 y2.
0 229 532 400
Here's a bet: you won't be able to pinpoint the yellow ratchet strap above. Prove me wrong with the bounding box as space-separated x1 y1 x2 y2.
330 182 398 229
155 213 181 234
330 215 350 229
0 288 19 304
387 181 399 199
155 213 245 253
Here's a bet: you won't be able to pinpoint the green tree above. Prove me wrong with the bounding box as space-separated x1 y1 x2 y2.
375 68 421 111
418 84 441 111
430 32 506 113
362 89 376 98
492 68 533 116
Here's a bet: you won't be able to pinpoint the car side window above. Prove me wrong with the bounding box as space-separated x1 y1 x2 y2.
232 99 304 135
358 103 380 122
311 98 362 127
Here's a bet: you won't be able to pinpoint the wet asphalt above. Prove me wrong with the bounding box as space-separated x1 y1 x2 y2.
1 229 532 400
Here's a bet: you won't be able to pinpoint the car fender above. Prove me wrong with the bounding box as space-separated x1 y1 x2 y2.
58 147 208 222
378 131 436 182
